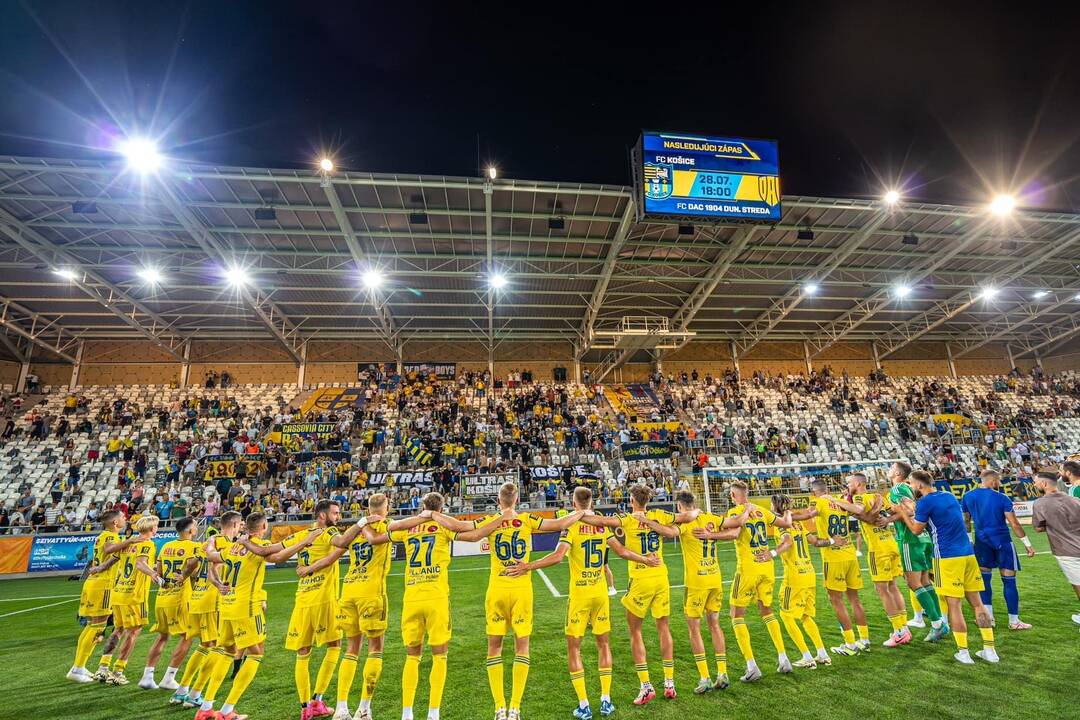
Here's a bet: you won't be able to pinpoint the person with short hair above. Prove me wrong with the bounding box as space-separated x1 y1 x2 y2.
1030 470 1080 629
1062 461 1080 500
107 515 166 685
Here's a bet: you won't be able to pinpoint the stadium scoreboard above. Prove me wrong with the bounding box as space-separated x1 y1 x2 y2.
635 131 781 222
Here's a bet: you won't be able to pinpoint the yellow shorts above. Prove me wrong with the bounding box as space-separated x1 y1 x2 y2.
220 614 266 650
729 571 774 608
565 594 611 638
935 555 984 599
822 559 864 592
337 595 389 638
151 604 187 636
400 600 452 647
286 601 341 650
185 611 220 642
868 549 902 583
486 585 535 638
112 601 148 629
684 586 723 618
621 577 670 619
778 582 816 617
78 581 112 618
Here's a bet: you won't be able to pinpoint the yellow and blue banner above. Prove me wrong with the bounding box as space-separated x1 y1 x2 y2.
405 438 433 466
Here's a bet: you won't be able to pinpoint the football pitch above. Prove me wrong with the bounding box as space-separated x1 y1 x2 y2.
1 532 1076 720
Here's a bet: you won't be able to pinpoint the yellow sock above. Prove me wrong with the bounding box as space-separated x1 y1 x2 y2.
714 653 727 677
634 663 650 685
180 646 209 689
692 653 709 681
486 655 506 709
203 649 233 703
661 659 674 682
294 653 312 704
841 628 856 646
569 670 588 703
856 624 869 643
889 614 907 633
429 653 448 709
802 617 825 652
909 589 922 613
98 653 113 670
510 655 530 710
113 658 128 674
732 618 754 661
954 631 968 650
979 627 995 649
361 652 383 702
314 646 341 697
780 613 809 655
763 614 787 654
224 655 262 707
75 623 104 668
336 654 358 705
598 666 612 698
402 655 420 710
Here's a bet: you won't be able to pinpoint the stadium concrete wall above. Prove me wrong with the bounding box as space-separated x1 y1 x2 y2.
0 360 19 387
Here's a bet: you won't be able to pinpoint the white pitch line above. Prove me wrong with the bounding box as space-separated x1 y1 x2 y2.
535 568 562 597
0 594 80 602
0 598 76 618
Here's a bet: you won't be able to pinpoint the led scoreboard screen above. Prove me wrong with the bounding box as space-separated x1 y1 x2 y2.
638 131 781 221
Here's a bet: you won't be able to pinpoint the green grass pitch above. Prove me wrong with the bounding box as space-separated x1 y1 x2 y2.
1 532 1077 720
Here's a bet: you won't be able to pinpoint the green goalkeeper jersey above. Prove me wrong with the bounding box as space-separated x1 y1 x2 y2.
889 483 932 546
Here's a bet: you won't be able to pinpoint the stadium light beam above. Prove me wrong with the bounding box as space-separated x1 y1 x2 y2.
362 268 384 290
137 267 163 285
894 284 912 298
883 189 901 206
1033 290 1048 299
803 282 819 296
319 157 334 172
989 194 1016 217
979 286 999 300
487 166 497 180
224 266 250 288
489 272 508 290
120 138 163 174
53 268 78 281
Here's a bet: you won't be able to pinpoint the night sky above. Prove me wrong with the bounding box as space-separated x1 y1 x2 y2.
2 0 1079 207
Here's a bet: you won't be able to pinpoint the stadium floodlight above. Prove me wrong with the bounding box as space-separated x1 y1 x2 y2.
224 266 250 288
894 284 912 298
120 138 162 174
803 282 819 295
137 267 163 285
883 189 901 206
979 286 999 300
319 157 334 172
1033 290 1048 299
489 272 508 289
1075 292 1080 301
362 268 384 289
487 166 497 180
989 194 1016 217
53 268 78 281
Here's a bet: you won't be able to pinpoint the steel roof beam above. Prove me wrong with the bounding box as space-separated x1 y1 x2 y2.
579 200 636 349
0 295 78 362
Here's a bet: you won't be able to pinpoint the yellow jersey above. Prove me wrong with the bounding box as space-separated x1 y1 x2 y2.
155 539 202 608
478 512 546 590
389 522 457 601
616 510 675 581
341 520 392 600
219 537 270 620
774 522 816 589
677 512 725 589
283 525 342 608
853 492 899 554
85 530 121 587
812 496 857 560
559 522 611 598
726 503 778 573
112 539 156 605
189 535 234 613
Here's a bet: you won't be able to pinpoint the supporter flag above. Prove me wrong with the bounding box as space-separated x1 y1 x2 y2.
405 437 433 466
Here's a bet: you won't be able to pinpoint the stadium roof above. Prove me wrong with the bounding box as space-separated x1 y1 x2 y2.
0 154 1079 367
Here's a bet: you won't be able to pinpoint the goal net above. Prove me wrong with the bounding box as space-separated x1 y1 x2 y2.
700 458 906 515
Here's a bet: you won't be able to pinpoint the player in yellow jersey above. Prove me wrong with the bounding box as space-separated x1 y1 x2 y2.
461 482 583 720
800 478 868 656
329 493 432 720
67 508 141 683
509 486 659 720
108 515 166 686
822 473 912 647
760 495 830 669
724 480 794 682
671 490 742 694
580 484 676 705
364 492 509 720
141 517 203 690
191 513 321 720
282 499 346 720
172 511 244 709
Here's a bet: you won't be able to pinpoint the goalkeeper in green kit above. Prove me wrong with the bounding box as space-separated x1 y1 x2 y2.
882 462 950 641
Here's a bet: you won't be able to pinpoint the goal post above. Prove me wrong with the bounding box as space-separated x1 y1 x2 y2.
701 458 908 515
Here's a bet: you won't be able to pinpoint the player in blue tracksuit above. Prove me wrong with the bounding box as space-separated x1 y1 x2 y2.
960 469 1035 630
